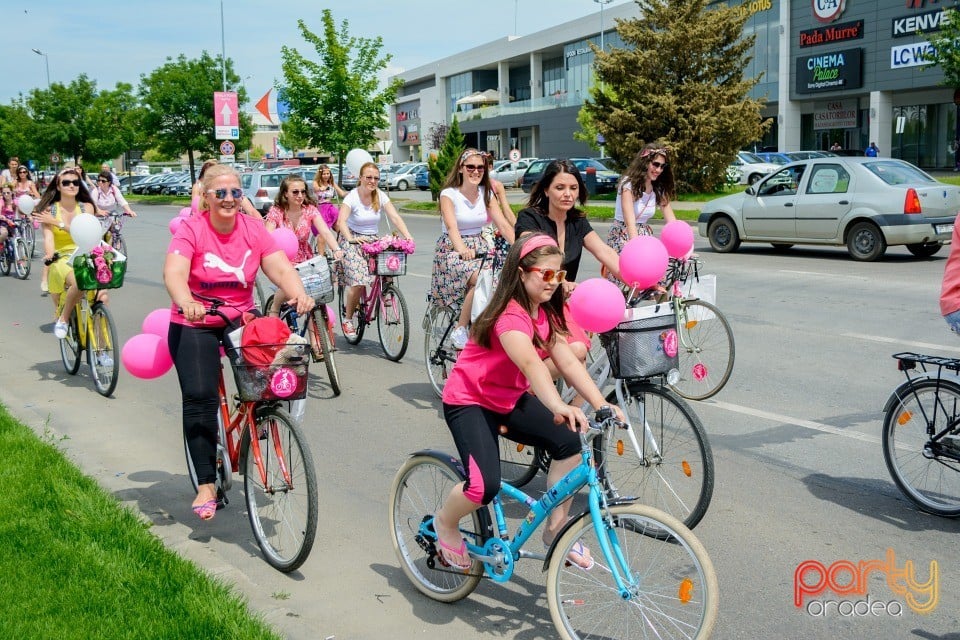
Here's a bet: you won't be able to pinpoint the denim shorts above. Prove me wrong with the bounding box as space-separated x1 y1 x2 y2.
945 309 960 334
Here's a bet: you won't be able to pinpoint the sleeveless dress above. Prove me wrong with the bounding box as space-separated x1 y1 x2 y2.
47 203 82 295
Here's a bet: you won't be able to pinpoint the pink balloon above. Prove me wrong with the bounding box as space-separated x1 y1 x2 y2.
121 333 173 379
567 278 626 333
178 206 192 218
273 228 298 260
142 308 172 338
619 236 669 289
169 216 183 236
326 304 335 330
660 221 695 259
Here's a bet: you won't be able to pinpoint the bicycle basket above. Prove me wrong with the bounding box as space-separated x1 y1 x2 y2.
599 303 678 379
229 341 309 402
73 256 126 291
368 250 406 276
294 255 334 304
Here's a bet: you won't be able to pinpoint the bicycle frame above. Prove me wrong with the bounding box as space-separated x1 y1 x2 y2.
888 353 960 448
358 276 386 324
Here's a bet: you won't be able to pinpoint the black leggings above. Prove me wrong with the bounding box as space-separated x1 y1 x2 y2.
168 322 226 486
443 393 581 506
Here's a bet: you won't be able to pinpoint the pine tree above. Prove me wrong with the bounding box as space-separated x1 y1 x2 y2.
582 0 769 192
428 117 464 201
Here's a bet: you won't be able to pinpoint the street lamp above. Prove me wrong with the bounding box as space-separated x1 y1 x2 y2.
593 0 613 53
31 48 50 88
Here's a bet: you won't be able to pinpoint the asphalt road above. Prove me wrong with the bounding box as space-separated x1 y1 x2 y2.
1 205 959 639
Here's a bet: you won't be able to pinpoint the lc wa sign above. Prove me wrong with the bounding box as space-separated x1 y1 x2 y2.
795 47 862 93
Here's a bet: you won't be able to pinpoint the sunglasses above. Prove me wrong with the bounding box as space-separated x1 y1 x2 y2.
60 179 81 187
288 189 306 195
522 266 567 284
17 169 27 174
97 178 110 183
361 175 380 181
650 161 668 169
463 164 485 173
207 187 243 200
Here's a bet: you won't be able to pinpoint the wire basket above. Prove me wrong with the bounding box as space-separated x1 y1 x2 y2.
367 250 406 276
74 258 126 291
599 304 678 379
227 342 309 402
295 255 334 304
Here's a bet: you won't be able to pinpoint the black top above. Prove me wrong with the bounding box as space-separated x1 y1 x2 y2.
515 207 595 281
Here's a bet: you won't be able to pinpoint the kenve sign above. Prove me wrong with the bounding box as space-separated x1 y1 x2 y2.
795 48 863 93
892 8 951 37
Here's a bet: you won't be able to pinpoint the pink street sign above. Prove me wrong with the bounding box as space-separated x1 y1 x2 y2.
214 92 238 127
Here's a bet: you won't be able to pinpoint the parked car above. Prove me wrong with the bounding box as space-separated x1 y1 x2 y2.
755 151 834 165
130 173 166 195
383 163 425 191
490 158 536 187
520 158 620 194
160 174 193 196
144 172 185 195
730 151 780 185
698 157 957 261
240 169 293 215
119 175 148 194
414 165 429 191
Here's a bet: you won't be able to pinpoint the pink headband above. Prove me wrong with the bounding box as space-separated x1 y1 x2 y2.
519 234 559 259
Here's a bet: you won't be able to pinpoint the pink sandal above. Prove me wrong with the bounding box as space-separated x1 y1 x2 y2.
192 499 218 521
437 537 471 571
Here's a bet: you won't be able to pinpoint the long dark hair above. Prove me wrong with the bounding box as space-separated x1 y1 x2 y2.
470 233 567 349
621 142 676 206
526 159 588 217
37 168 96 212
275 174 316 210
439 148 493 209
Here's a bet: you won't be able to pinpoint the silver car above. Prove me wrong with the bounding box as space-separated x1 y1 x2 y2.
490 158 537 187
698 157 957 261
240 169 293 215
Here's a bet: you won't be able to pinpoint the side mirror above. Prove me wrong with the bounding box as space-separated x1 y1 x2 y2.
745 185 757 196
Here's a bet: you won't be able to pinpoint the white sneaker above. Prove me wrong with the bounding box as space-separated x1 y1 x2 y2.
451 326 470 350
96 352 114 368
54 320 68 339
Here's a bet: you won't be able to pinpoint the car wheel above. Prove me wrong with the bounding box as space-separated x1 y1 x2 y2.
707 216 741 253
748 173 763 185
770 243 794 251
397 180 408 191
846 222 886 261
906 242 942 258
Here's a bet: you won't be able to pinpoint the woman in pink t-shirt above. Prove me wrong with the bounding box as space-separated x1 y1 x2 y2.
163 164 314 521
433 233 623 570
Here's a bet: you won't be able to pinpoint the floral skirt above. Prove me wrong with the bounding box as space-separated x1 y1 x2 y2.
336 233 380 288
606 219 653 254
429 234 491 307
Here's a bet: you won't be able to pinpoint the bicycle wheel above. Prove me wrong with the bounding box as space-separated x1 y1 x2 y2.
337 284 364 345
598 383 714 531
88 302 119 397
112 234 127 257
389 454 483 603
423 305 456 399
0 244 9 276
547 504 718 640
499 436 540 488
882 378 960 516
243 406 318 572
310 307 341 396
669 299 735 401
59 313 82 375
14 238 30 279
20 222 36 258
378 283 409 361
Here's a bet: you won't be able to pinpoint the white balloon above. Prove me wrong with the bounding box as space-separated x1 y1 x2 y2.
345 149 374 177
16 195 35 215
70 213 104 253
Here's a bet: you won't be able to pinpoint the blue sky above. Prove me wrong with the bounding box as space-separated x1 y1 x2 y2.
7 1 631 106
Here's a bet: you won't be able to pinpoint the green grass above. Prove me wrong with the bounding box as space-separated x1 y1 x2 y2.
125 194 192 206
0 405 281 639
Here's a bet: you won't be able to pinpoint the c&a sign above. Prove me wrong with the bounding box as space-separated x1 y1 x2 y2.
813 0 847 23
795 48 863 93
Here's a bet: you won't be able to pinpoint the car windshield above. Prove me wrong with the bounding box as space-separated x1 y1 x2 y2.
493 161 510 171
763 155 788 165
863 160 935 185
572 159 606 171
739 152 764 163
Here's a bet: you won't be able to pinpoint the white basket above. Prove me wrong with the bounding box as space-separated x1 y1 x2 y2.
295 255 334 304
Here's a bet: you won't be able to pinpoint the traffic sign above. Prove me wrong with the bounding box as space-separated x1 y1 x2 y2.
214 91 240 140
219 140 236 155
508 148 521 162
219 154 236 163
50 153 61 164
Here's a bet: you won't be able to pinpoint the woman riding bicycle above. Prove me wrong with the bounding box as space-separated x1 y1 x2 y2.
33 169 104 332
91 170 137 219
432 233 622 570
430 148 514 350
335 161 414 340
13 166 41 200
0 185 17 247
163 164 314 521
606 144 676 255
263 174 342 317
312 163 346 231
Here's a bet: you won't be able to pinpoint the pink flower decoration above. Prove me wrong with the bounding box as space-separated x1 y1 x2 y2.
662 329 678 358
692 363 707 381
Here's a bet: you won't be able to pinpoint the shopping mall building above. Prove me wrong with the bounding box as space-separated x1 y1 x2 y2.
389 0 960 169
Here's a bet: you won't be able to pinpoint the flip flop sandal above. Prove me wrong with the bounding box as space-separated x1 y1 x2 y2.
437 537 472 571
192 499 218 521
565 540 595 571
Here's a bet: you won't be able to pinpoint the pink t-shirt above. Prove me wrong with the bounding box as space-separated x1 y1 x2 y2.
265 204 320 264
940 220 960 316
168 211 279 326
443 300 551 413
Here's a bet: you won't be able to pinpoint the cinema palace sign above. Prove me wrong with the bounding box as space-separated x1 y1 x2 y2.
795 48 863 93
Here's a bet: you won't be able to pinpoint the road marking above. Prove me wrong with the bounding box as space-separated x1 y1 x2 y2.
704 399 882 445
842 332 960 354
779 269 868 281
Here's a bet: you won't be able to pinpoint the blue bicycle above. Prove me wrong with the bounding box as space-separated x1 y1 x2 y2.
389 408 718 640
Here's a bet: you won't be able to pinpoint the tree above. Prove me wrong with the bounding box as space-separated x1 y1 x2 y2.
138 52 252 181
427 117 464 201
425 122 450 152
278 12 402 184
926 9 960 90
0 100 42 167
581 0 768 192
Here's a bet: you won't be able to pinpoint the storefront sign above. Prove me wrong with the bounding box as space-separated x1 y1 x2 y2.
795 48 862 93
813 0 847 23
799 20 864 47
891 41 936 68
892 8 951 37
398 123 419 146
813 100 858 129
